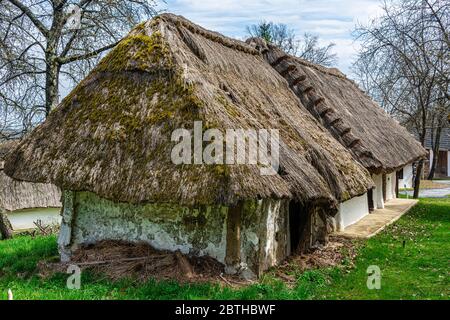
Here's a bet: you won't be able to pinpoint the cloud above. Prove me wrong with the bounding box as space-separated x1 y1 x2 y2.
161 0 384 76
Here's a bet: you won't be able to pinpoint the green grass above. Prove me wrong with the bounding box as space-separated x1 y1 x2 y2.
0 198 449 300
315 197 450 300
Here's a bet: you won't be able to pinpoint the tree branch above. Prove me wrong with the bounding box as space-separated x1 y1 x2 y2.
7 0 49 37
58 41 118 64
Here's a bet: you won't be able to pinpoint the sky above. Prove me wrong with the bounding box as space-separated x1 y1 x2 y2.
158 0 385 77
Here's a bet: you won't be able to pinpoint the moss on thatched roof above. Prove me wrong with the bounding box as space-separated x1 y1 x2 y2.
249 38 427 174
4 14 373 207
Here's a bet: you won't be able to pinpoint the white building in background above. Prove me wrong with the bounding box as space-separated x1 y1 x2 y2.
424 127 450 178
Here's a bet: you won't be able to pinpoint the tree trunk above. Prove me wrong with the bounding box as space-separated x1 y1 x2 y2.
45 55 60 116
413 160 424 199
428 126 442 180
0 210 13 240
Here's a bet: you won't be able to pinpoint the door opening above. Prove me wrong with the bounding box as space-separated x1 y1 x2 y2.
368 189 375 212
289 201 308 254
395 171 400 198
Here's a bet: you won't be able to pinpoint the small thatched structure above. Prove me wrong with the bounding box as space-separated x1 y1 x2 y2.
0 140 61 238
1 140 61 213
5 14 373 277
248 38 426 216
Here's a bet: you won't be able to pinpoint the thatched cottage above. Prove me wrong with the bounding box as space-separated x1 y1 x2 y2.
4 14 377 277
0 140 61 237
248 38 427 231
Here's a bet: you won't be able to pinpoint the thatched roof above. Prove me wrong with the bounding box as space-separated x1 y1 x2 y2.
249 39 427 174
0 141 61 212
4 14 373 207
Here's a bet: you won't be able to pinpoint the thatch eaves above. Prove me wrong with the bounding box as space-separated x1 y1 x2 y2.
249 38 427 174
5 14 373 207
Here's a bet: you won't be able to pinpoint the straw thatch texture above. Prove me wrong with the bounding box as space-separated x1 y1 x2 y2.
250 39 427 174
0 141 61 212
5 14 372 207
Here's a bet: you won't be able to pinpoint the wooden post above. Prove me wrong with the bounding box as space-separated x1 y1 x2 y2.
382 174 387 202
58 190 76 262
0 209 13 240
225 201 243 274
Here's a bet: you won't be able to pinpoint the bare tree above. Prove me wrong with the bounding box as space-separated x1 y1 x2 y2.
0 0 158 137
353 0 449 196
246 21 338 66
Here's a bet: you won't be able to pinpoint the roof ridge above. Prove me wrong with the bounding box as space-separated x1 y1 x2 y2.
290 56 347 79
157 14 260 56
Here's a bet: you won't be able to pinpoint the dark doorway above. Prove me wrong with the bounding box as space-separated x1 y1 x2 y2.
289 201 308 254
437 151 448 176
368 189 375 212
395 171 400 198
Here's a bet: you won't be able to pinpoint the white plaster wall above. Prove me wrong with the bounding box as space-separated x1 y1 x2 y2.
399 164 414 189
336 193 369 230
385 172 397 201
373 174 384 210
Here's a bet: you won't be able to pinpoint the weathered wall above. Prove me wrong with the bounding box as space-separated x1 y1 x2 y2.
0 170 61 212
335 193 369 231
60 192 290 277
241 199 289 276
70 191 228 262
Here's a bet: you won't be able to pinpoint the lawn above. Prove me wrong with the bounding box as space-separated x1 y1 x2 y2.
0 198 448 300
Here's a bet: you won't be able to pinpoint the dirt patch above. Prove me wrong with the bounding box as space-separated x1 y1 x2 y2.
271 236 360 286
